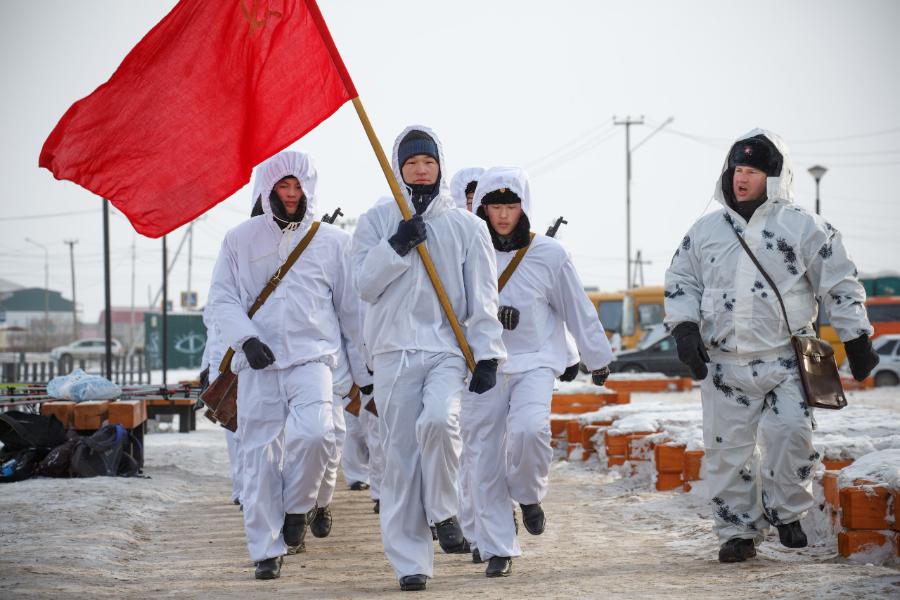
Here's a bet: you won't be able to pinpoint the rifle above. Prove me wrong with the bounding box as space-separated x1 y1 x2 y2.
322 207 344 224
545 216 568 238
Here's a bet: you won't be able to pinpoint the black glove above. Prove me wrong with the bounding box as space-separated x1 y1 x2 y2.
360 384 374 395
559 363 580 382
591 366 610 386
242 337 276 370
672 322 710 381
468 359 498 394
388 215 427 256
497 306 520 330
199 366 210 394
844 334 879 382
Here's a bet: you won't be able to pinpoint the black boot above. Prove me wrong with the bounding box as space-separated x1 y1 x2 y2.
399 574 427 591
309 505 333 538
349 481 370 491
282 513 307 554
777 521 808 548
718 538 757 563
519 503 545 535
373 499 380 514
472 547 483 564
435 516 467 553
254 556 283 580
485 556 512 578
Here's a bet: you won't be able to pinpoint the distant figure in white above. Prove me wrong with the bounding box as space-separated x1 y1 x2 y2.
350 126 505 592
664 130 878 563
463 166 613 577
207 151 367 580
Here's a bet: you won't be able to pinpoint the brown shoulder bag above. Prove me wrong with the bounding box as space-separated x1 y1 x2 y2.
200 222 322 431
732 227 847 409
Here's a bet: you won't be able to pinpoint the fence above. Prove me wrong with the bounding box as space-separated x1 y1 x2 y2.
0 352 150 385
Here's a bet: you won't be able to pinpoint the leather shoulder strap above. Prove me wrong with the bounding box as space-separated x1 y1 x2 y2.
730 226 793 332
498 232 536 292
247 221 321 317
217 221 321 373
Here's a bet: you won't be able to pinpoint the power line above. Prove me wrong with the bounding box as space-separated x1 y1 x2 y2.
790 126 900 144
0 208 100 222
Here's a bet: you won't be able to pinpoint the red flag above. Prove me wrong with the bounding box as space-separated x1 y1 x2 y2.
40 0 356 238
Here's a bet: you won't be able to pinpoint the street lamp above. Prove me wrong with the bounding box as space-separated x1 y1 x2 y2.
808 164 828 215
25 237 49 349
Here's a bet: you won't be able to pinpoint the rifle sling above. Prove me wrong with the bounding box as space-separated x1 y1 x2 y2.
498 232 536 293
218 221 321 373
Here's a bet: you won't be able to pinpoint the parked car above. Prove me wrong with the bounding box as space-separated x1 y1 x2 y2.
50 338 125 362
608 332 691 377
870 334 900 387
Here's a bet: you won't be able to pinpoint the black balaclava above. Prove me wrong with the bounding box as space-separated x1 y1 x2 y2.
268 176 307 230
398 130 441 215
721 134 783 222
464 180 478 196
476 188 532 252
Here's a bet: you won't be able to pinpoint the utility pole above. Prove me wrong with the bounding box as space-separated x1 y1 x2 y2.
64 240 79 339
186 222 194 306
614 116 644 289
631 249 652 288
130 237 136 352
25 238 49 349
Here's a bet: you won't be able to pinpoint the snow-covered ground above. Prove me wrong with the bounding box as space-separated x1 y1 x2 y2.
0 384 897 597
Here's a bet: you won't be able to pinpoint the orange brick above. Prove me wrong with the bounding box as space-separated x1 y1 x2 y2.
837 530 891 557
566 420 583 444
610 391 631 405
683 481 693 492
73 400 110 430
108 399 147 429
822 457 854 471
655 444 686 474
683 450 704 482
41 401 75 428
605 431 630 456
590 419 614 427
550 418 571 439
607 455 627 467
821 471 840 507
656 472 683 491
840 486 891 530
581 425 600 452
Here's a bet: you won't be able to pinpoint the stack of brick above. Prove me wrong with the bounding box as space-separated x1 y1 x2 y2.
682 450 704 491
654 443 686 491
821 471 899 558
604 429 657 467
550 390 627 450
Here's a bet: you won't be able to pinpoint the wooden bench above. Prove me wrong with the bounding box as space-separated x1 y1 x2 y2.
146 398 198 433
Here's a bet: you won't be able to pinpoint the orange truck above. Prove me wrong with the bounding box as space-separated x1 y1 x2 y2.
821 295 900 366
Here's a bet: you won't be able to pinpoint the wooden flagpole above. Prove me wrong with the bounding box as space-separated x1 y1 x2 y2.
303 0 475 371
350 98 475 372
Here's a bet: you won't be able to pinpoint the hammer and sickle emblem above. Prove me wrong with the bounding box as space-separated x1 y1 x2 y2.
240 0 283 33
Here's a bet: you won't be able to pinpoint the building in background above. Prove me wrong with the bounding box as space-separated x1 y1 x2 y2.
0 287 76 351
96 307 151 353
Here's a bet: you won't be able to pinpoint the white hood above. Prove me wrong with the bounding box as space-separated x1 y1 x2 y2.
450 167 485 210
251 151 319 235
471 166 533 219
390 125 454 220
714 128 795 210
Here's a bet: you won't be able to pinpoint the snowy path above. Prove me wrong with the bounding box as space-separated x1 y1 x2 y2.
2 393 900 598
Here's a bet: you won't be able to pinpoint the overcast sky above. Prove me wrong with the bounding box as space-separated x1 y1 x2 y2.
2 0 899 323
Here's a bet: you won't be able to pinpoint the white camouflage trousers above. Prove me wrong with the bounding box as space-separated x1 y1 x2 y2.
236 361 336 562
700 352 818 544
460 367 556 559
341 401 371 487
373 350 465 579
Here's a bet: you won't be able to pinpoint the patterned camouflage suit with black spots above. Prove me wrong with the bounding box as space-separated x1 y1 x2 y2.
664 129 873 545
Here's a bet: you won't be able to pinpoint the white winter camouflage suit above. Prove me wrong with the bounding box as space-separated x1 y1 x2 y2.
350 126 506 580
464 166 613 559
664 129 872 544
208 151 368 563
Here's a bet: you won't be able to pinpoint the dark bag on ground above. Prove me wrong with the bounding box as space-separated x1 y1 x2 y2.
35 436 80 478
70 424 140 477
0 448 39 482
0 411 67 452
